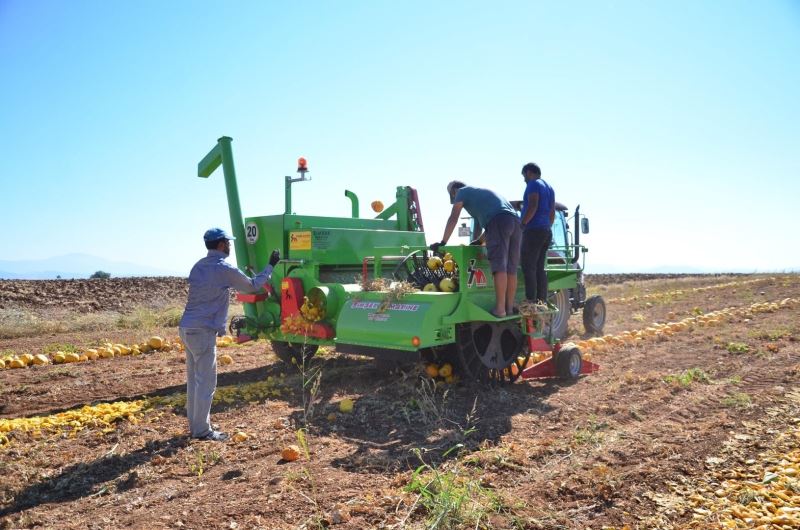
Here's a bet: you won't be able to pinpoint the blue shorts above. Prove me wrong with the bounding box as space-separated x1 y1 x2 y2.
485 213 522 274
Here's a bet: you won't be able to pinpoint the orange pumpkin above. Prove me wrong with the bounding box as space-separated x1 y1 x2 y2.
425 364 440 378
281 445 301 462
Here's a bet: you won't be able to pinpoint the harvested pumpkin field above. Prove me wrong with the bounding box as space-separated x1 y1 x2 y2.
1 273 799 529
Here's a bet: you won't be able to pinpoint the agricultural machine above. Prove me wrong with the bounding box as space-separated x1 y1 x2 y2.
197 137 604 383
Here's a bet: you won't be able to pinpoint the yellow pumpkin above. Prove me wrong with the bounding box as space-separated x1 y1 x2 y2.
32 354 50 366
218 354 233 365
232 431 249 443
338 398 354 413
438 363 453 378
64 352 81 363
9 358 26 369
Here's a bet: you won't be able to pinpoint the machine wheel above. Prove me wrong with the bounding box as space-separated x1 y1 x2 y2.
547 289 571 339
555 345 582 380
455 320 527 384
271 341 319 366
582 295 606 335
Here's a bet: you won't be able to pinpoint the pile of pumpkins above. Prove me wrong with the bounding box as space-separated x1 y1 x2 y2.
422 252 458 293
0 333 242 370
0 336 180 370
574 297 797 355
424 362 459 384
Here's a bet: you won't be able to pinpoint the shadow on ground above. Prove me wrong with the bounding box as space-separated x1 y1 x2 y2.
0 436 185 517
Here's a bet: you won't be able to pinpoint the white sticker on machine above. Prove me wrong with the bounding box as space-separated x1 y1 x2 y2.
245 223 259 244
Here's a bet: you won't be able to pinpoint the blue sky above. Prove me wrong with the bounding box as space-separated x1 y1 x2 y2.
1 0 798 275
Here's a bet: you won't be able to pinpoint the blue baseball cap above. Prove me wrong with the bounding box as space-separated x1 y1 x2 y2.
203 227 236 242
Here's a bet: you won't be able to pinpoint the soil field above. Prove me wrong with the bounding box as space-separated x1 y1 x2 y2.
1 273 799 529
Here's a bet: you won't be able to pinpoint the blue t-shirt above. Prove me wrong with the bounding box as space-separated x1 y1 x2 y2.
521 178 554 230
454 186 517 229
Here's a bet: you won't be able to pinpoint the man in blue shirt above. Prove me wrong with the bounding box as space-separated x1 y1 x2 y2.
179 227 280 441
519 163 555 303
431 181 522 317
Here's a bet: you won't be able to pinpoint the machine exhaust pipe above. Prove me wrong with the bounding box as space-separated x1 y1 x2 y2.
572 204 581 264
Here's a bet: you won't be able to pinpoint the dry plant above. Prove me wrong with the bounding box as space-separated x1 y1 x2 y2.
413 376 451 428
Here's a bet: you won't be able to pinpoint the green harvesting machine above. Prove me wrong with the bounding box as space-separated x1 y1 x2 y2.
197 137 603 383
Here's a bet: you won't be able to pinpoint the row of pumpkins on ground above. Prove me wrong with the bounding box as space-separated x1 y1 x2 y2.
0 334 237 370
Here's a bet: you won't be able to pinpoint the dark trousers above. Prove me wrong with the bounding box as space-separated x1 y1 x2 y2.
521 228 551 302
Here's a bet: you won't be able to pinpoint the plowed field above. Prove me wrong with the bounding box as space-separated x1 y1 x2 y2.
1 274 798 529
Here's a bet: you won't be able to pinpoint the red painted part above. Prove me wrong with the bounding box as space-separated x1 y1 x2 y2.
521 356 557 378
235 334 254 344
410 187 425 231
521 317 600 380
580 359 601 374
308 322 335 340
528 337 552 353
280 278 335 341
281 278 304 319
236 283 274 303
526 318 554 353
237 293 267 303
520 355 601 380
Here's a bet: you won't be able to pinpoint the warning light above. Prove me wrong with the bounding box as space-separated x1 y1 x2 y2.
371 200 384 213
297 157 308 171
411 336 421 347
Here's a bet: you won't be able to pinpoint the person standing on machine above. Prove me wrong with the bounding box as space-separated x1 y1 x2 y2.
430 181 521 317
519 162 555 303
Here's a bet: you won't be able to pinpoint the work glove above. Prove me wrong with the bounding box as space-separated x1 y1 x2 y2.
429 241 445 253
268 249 281 267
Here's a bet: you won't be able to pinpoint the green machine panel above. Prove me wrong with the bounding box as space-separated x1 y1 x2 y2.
243 215 426 267
335 291 460 350
290 227 425 264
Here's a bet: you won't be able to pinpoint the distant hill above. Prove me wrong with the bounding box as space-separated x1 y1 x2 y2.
0 253 183 279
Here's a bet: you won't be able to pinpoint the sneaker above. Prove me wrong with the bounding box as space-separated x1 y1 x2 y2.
193 430 229 442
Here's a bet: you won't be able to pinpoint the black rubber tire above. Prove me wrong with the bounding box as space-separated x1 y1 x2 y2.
547 289 571 339
271 341 319 366
582 295 606 336
555 345 582 380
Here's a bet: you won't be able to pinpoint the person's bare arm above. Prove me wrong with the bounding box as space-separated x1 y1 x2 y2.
439 202 464 244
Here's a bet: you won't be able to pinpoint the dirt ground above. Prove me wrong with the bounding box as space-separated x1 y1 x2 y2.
1 273 798 529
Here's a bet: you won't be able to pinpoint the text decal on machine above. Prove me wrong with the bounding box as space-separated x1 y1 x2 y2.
289 231 312 250
350 301 421 311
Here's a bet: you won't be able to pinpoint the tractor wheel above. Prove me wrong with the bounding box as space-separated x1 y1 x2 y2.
582 295 606 335
455 320 527 384
555 345 582 380
547 289 571 339
271 341 319 366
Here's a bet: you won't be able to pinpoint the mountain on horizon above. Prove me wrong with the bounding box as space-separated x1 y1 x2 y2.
0 253 184 279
